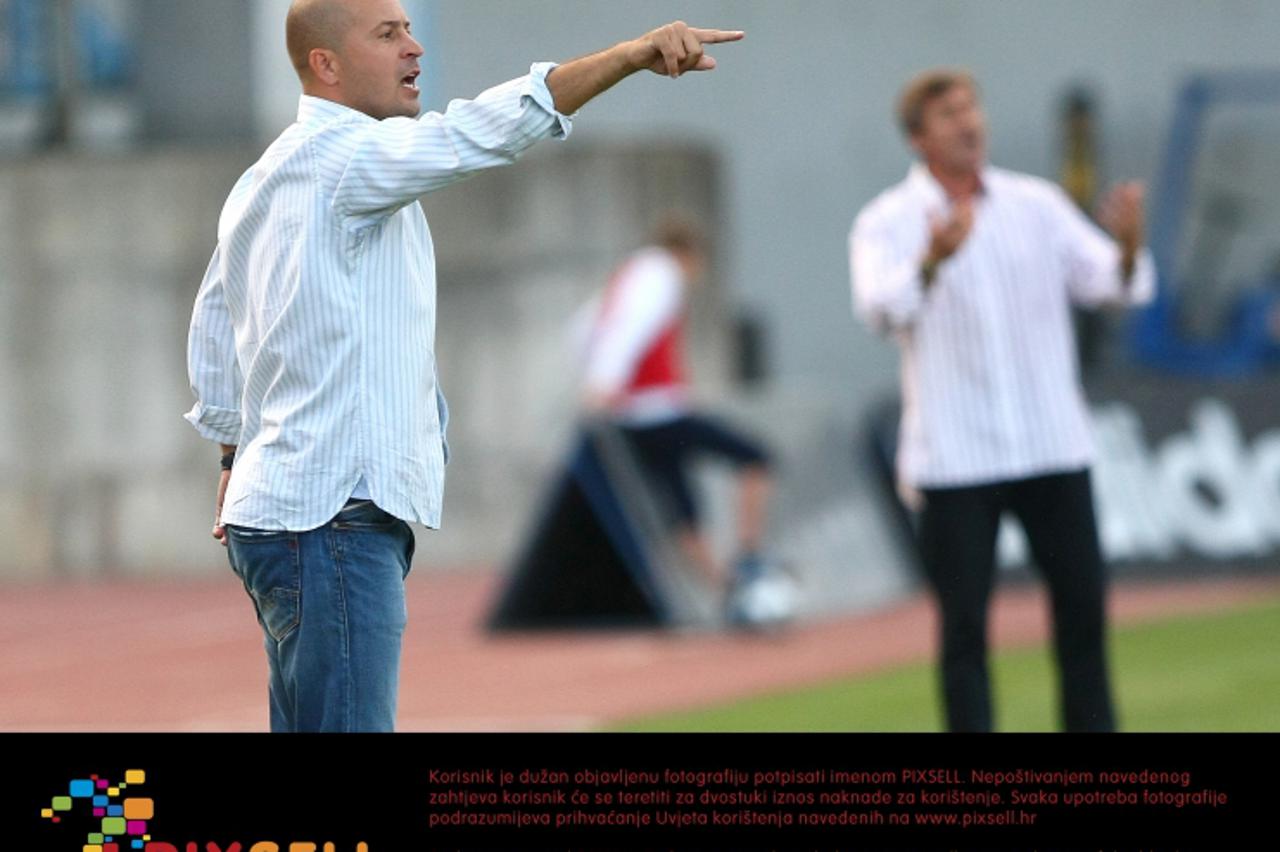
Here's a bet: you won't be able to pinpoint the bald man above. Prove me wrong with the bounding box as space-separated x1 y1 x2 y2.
185 0 743 732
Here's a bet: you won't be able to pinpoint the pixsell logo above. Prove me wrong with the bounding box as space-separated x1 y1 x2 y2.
40 769 155 851
39 769 370 852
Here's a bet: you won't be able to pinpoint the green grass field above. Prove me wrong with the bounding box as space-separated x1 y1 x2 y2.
615 597 1280 732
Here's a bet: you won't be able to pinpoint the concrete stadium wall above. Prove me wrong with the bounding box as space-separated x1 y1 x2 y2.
0 150 249 579
134 0 256 142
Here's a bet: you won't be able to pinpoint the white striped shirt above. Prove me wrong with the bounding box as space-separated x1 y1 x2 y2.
185 64 572 531
850 164 1156 489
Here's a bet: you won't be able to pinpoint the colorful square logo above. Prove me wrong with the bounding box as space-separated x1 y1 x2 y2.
41 769 155 850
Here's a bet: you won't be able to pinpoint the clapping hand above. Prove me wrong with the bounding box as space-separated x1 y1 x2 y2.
1096 181 1145 258
921 197 976 284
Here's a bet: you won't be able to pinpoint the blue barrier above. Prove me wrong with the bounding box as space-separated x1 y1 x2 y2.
1131 71 1280 377
1 0 132 96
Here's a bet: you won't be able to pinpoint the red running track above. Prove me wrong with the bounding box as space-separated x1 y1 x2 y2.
1 571 1276 731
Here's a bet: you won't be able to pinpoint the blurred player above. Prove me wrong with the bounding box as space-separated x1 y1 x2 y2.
579 217 789 627
849 69 1155 731
185 0 744 731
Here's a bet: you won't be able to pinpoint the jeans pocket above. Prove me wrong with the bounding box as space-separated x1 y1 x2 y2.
227 526 301 643
252 586 301 642
403 522 416 579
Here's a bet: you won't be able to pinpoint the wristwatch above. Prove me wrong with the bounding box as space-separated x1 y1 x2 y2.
220 450 236 471
921 256 940 287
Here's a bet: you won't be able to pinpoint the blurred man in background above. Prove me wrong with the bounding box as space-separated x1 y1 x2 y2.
184 0 743 731
578 218 782 625
849 69 1155 732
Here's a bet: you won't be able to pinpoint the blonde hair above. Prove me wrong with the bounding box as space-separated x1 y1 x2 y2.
897 68 978 136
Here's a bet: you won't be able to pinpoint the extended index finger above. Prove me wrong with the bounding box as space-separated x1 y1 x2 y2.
691 28 746 43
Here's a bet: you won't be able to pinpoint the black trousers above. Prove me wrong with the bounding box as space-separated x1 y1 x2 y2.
919 469 1116 732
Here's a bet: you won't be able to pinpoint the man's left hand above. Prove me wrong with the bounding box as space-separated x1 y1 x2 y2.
213 468 231 547
1097 181 1145 258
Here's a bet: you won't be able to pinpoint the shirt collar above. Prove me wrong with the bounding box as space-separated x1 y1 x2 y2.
908 161 994 204
297 94 378 127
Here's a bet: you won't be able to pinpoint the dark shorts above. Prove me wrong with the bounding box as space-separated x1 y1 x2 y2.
620 413 770 528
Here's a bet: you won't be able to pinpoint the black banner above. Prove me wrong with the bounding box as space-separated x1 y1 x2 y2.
4 732 1271 850
1082 371 1280 575
869 370 1280 579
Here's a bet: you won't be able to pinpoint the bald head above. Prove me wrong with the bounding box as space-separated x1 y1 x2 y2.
285 0 424 120
286 0 355 80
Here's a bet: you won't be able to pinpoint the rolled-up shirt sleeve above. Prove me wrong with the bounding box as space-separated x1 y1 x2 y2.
184 246 243 445
850 212 929 334
329 62 574 225
1050 185 1157 307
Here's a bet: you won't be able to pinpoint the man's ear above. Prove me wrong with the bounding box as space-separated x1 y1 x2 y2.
309 48 341 87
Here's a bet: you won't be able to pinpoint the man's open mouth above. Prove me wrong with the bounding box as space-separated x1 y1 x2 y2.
401 70 420 92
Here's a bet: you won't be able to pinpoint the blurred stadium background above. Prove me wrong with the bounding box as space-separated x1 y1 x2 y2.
1 0 1278 731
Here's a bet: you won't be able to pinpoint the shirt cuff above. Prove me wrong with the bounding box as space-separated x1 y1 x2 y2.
1126 248 1157 305
898 271 930 324
869 271 930 333
526 61 574 139
184 402 241 445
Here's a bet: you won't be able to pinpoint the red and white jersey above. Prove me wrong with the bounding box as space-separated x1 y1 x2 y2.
580 247 691 425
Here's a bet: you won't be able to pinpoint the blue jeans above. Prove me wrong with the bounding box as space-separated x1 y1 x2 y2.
226 499 415 732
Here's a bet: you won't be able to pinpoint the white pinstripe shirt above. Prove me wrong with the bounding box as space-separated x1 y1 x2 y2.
185 64 571 531
850 164 1156 490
